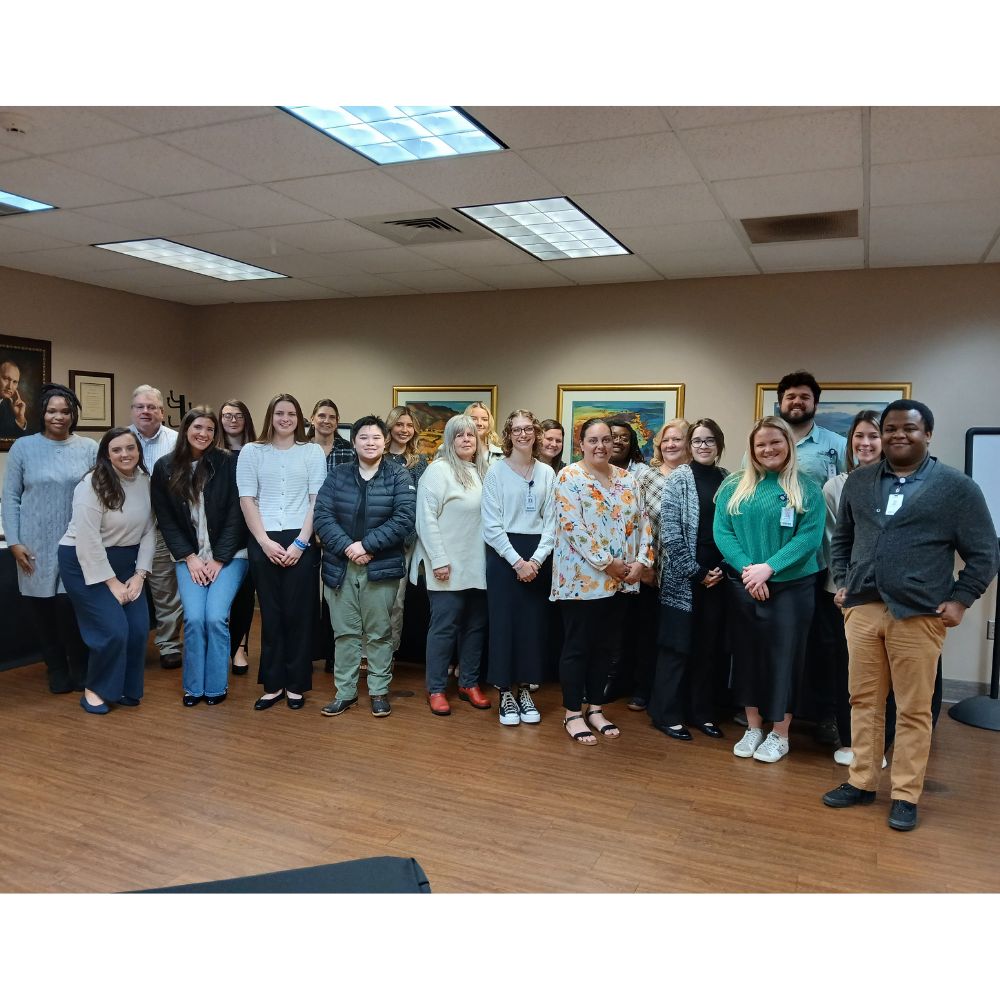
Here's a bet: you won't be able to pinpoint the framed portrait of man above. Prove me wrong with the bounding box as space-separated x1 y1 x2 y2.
1 335 52 451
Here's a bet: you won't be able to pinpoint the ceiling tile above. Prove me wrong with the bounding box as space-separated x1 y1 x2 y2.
0 157 145 208
869 201 1000 266
389 269 493 293
871 107 1000 164
575 183 724 229
663 107 848 130
0 107 142 154
986 242 1000 264
642 246 759 279
93 107 276 134
457 263 574 289
75 199 240 237
167 186 330 228
0 208 143 245
751 238 866 272
269 169 440 218
410 239 524 268
615 219 745 255
713 167 863 218
383 151 560 206
51 138 250 197
162 229 296 259
543 255 664 284
0 143 31 162
316 247 442 275
0 244 151 275
465 106 670 148
520 133 701 194
871 155 1000 206
159 112 372 182
0 225 75 253
307 273 412 296
254 220 397 253
680 109 862 181
261 279 353 299
78 266 222 291
145 280 292 305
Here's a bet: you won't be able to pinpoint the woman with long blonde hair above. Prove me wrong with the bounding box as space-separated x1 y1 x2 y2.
712 416 825 764
465 401 503 463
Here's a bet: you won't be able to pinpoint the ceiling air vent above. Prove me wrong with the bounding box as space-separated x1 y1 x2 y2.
350 208 492 246
741 209 858 245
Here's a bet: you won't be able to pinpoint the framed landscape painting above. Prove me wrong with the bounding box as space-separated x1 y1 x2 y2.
755 382 912 437
556 384 685 464
1 334 52 451
392 385 498 457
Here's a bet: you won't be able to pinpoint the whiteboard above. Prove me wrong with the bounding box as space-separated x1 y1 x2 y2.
966 428 1000 540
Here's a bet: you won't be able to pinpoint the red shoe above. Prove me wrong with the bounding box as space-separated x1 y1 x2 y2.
427 692 451 716
458 685 492 710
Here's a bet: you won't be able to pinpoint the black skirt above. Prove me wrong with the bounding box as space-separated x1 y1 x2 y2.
727 575 814 722
485 533 549 689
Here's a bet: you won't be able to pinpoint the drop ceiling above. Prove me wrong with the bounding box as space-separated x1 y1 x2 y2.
1 105 999 305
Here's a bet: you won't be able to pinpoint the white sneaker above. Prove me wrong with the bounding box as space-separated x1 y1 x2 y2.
752 731 789 763
499 690 520 727
516 687 540 724
834 747 888 768
733 727 764 758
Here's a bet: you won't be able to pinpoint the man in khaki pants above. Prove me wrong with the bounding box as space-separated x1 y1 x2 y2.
823 400 998 831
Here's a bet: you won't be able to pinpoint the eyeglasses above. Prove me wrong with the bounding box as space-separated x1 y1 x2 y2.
611 434 631 444
691 437 717 447
131 403 161 412
511 427 535 437
220 413 244 422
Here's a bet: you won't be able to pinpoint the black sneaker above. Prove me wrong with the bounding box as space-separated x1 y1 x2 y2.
814 718 841 747
371 695 391 717
888 800 918 831
321 696 358 717
822 783 876 808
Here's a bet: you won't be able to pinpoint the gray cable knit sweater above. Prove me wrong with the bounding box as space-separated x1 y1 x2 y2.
831 457 998 618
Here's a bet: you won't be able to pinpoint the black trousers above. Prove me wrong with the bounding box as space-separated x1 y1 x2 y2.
558 593 629 711
648 583 726 727
248 531 319 695
24 594 89 692
228 572 256 659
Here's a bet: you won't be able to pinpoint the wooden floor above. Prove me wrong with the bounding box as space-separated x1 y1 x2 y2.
3 625 999 893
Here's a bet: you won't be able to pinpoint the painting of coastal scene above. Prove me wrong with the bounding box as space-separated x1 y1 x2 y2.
755 382 912 437
393 386 498 457
556 385 685 464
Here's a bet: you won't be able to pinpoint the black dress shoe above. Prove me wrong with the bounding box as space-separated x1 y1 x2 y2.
653 721 692 741
50 684 76 695
696 722 724 739
253 692 284 710
160 652 182 669
231 662 249 676
286 693 305 710
888 799 918 831
205 692 227 706
823 782 876 808
183 694 203 707
117 696 141 707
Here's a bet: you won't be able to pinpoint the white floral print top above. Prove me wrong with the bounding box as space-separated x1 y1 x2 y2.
550 462 654 601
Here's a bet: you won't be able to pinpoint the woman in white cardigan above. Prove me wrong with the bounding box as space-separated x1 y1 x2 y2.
411 414 492 716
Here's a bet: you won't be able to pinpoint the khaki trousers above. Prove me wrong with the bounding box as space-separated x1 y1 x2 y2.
844 602 946 803
148 529 183 655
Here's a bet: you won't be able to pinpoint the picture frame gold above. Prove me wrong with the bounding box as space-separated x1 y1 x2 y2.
392 385 498 457
556 383 685 464
755 381 912 437
69 369 115 432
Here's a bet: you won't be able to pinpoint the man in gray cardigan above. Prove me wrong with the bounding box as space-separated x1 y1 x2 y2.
822 400 998 830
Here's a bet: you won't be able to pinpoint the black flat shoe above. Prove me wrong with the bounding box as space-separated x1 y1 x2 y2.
183 694 203 707
117 696 141 707
696 722 724 739
653 721 692 741
205 692 227 706
231 662 249 676
253 691 284 711
286 694 305 710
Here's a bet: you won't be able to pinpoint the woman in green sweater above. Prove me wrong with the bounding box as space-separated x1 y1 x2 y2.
713 416 825 763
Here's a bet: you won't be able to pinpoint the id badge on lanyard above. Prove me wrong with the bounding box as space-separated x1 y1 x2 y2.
778 493 795 528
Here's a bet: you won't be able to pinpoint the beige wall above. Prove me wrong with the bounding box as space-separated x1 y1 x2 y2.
0 265 193 479
3 261 998 684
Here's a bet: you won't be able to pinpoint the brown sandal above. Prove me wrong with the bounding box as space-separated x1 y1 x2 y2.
563 713 598 746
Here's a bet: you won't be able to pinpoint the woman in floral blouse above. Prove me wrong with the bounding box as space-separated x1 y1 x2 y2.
551 417 654 745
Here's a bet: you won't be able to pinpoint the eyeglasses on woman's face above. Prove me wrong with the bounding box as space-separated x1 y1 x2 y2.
510 425 535 437
691 436 716 448
221 412 244 423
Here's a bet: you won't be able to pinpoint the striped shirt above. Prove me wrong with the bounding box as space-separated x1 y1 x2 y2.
130 422 178 472
236 442 327 531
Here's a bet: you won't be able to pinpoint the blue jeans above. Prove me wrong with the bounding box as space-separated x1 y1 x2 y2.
175 559 248 697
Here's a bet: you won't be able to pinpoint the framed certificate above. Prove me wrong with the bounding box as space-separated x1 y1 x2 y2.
69 370 115 431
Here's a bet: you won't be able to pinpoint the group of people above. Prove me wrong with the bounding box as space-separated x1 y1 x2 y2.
3 371 997 833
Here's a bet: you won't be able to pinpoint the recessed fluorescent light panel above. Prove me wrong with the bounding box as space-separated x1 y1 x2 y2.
0 188 55 216
456 198 631 260
280 106 505 164
92 239 287 281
